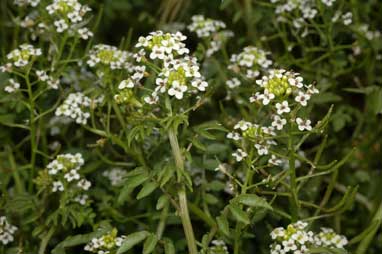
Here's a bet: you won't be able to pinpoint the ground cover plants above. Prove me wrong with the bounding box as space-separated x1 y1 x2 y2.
0 0 381 253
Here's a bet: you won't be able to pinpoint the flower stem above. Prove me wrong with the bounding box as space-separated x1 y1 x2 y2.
288 131 299 221
168 127 198 254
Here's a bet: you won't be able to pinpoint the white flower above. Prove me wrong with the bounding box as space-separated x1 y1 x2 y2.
52 181 64 192
296 118 312 131
234 120 252 131
191 79 208 91
295 91 310 106
4 79 20 93
103 168 127 186
342 12 353 26
226 132 241 141
54 19 68 33
272 115 287 130
168 81 187 99
261 89 275 105
276 100 290 115
118 79 135 89
226 78 241 89
149 45 166 60
269 155 283 166
78 28 94 40
74 194 88 205
321 0 336 6
77 179 91 190
64 169 80 182
232 149 247 162
0 216 18 245
255 143 269 155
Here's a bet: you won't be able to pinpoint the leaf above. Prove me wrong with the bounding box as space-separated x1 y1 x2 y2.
52 222 112 254
228 204 250 225
117 231 149 254
156 195 169 210
233 194 273 210
136 181 157 200
159 165 174 187
216 215 230 236
163 238 175 254
142 234 158 254
308 247 348 254
204 193 219 204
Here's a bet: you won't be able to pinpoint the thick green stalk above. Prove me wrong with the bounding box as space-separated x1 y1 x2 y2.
168 127 198 254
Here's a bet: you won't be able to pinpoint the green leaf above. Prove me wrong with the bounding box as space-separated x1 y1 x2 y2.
142 234 158 254
163 238 175 254
136 181 157 200
159 165 174 187
156 195 169 210
204 193 219 204
233 194 273 210
52 222 112 254
228 204 250 225
216 215 230 236
308 247 348 254
117 231 149 254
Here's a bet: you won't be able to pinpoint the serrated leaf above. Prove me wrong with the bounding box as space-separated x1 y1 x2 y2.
136 181 157 200
228 204 250 225
117 231 149 254
233 194 273 210
143 234 158 254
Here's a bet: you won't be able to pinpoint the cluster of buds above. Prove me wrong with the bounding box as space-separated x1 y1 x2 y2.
0 216 18 245
84 229 125 254
270 221 348 254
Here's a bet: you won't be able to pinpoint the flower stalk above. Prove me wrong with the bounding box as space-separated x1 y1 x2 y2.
168 126 198 254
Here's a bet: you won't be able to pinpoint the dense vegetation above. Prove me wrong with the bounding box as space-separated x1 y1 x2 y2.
0 0 381 253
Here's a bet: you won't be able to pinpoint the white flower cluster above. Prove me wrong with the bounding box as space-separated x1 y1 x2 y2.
87 44 135 70
204 239 229 254
46 153 91 205
135 31 208 103
36 70 60 89
14 0 40 7
271 0 337 33
3 44 41 68
102 168 127 186
188 15 233 57
253 69 318 108
0 216 17 245
228 46 272 79
270 221 348 254
227 69 319 161
46 0 93 39
55 92 99 125
356 24 381 41
4 79 21 93
84 229 125 254
187 15 226 38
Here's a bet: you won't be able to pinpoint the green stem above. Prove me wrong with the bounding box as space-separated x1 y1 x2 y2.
168 127 198 254
26 73 37 191
288 130 299 222
38 227 55 254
